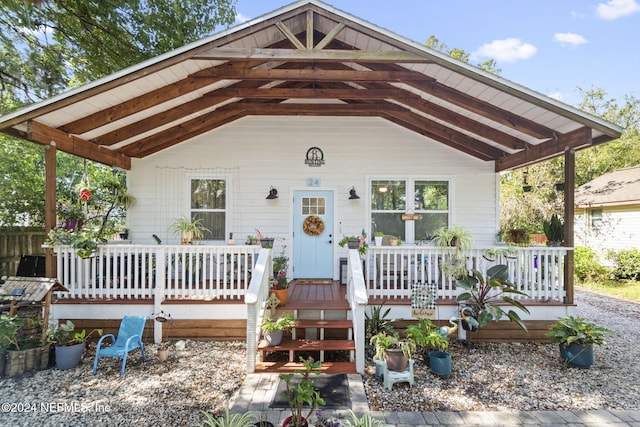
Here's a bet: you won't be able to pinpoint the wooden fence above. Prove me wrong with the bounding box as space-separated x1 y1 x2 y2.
0 227 46 276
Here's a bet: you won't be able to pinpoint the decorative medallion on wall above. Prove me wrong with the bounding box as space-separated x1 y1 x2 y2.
303 215 325 236
305 147 325 167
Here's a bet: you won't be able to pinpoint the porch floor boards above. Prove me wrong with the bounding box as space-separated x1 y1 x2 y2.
284 280 349 310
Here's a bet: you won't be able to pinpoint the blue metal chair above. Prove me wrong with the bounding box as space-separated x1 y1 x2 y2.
92 316 148 375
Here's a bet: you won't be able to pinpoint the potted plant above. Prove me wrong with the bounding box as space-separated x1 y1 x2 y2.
373 232 384 246
279 356 325 427
169 216 209 244
0 313 23 376
543 214 564 246
369 331 416 372
405 319 451 377
434 225 473 279
48 320 102 370
545 316 611 368
261 313 296 346
338 235 368 256
456 264 531 332
227 232 234 245
246 235 260 245
272 269 291 306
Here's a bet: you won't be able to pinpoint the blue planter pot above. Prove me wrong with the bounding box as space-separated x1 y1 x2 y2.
55 342 85 370
559 343 594 368
429 350 452 378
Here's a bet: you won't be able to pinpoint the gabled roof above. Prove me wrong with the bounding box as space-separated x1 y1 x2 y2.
0 0 623 171
575 166 640 208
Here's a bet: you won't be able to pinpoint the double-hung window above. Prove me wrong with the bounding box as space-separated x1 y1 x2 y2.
190 178 226 241
371 179 449 243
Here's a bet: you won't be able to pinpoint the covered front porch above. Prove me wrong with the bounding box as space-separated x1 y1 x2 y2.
49 243 575 374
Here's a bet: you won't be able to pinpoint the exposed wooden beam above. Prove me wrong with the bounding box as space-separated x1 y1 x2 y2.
215 102 405 115
44 143 56 278
384 110 507 160
384 114 493 161
361 62 555 139
122 111 243 158
62 61 265 135
275 21 306 50
195 68 434 82
206 87 422 100
315 22 345 50
495 127 591 172
191 48 432 63
27 121 131 169
306 10 314 49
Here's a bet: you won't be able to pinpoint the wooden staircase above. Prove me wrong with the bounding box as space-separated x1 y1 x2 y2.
255 281 357 374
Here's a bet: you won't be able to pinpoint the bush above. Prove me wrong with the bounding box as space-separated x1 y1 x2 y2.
574 246 609 282
607 248 640 280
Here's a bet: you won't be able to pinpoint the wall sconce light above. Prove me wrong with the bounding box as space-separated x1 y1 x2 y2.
266 187 278 199
348 187 360 200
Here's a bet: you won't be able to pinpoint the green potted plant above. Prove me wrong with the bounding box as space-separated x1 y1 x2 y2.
543 214 564 246
261 313 296 346
406 319 451 377
545 316 611 368
338 235 368 255
456 264 531 333
271 269 291 306
373 231 384 246
369 331 416 372
169 216 209 244
279 356 325 427
48 320 102 370
434 225 473 279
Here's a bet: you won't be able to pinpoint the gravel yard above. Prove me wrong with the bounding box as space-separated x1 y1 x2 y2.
1 288 638 426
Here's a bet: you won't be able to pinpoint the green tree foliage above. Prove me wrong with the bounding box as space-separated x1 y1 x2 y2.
500 88 640 234
0 0 237 226
424 35 502 75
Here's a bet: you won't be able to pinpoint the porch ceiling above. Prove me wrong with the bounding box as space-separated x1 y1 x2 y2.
0 0 622 171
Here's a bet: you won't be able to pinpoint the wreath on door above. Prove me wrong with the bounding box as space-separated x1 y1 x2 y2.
303 215 325 236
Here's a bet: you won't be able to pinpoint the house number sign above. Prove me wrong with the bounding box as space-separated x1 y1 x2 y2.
306 178 321 187
305 147 325 167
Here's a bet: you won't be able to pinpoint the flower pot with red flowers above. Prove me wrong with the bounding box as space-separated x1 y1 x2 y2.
272 269 290 306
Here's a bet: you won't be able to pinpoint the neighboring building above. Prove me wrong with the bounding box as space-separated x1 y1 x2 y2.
575 166 640 256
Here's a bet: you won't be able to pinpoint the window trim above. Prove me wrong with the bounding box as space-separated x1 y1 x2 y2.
369 177 451 244
186 174 231 242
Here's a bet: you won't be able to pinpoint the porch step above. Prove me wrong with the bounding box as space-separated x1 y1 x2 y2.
258 339 355 352
293 319 353 329
254 361 357 374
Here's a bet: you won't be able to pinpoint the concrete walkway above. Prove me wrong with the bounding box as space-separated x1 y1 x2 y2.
229 373 640 426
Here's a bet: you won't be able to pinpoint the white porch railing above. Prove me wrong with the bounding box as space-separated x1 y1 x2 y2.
365 246 570 303
244 249 273 373
346 249 368 374
53 244 261 300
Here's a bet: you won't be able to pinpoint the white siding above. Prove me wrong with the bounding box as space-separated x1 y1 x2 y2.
128 116 498 275
575 204 640 256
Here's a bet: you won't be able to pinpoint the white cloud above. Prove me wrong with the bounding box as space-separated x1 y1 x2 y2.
596 0 640 20
474 38 537 62
553 33 588 46
235 12 252 23
547 92 564 101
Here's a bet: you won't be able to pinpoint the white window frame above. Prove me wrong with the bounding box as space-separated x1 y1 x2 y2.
369 177 451 244
185 174 232 243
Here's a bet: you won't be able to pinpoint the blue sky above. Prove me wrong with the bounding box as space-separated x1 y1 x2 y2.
232 0 640 107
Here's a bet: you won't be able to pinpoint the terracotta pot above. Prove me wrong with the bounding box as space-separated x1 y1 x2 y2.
272 289 288 306
158 349 168 362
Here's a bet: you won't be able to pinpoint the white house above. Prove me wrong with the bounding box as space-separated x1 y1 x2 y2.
575 166 640 256
0 0 623 373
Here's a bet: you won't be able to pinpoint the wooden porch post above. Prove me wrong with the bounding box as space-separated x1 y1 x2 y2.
45 142 57 278
564 147 575 304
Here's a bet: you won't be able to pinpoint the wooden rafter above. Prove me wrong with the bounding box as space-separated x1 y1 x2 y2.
27 121 131 169
495 127 592 172
190 48 430 62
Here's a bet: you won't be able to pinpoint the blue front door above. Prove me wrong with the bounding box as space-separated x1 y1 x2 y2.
293 190 334 278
